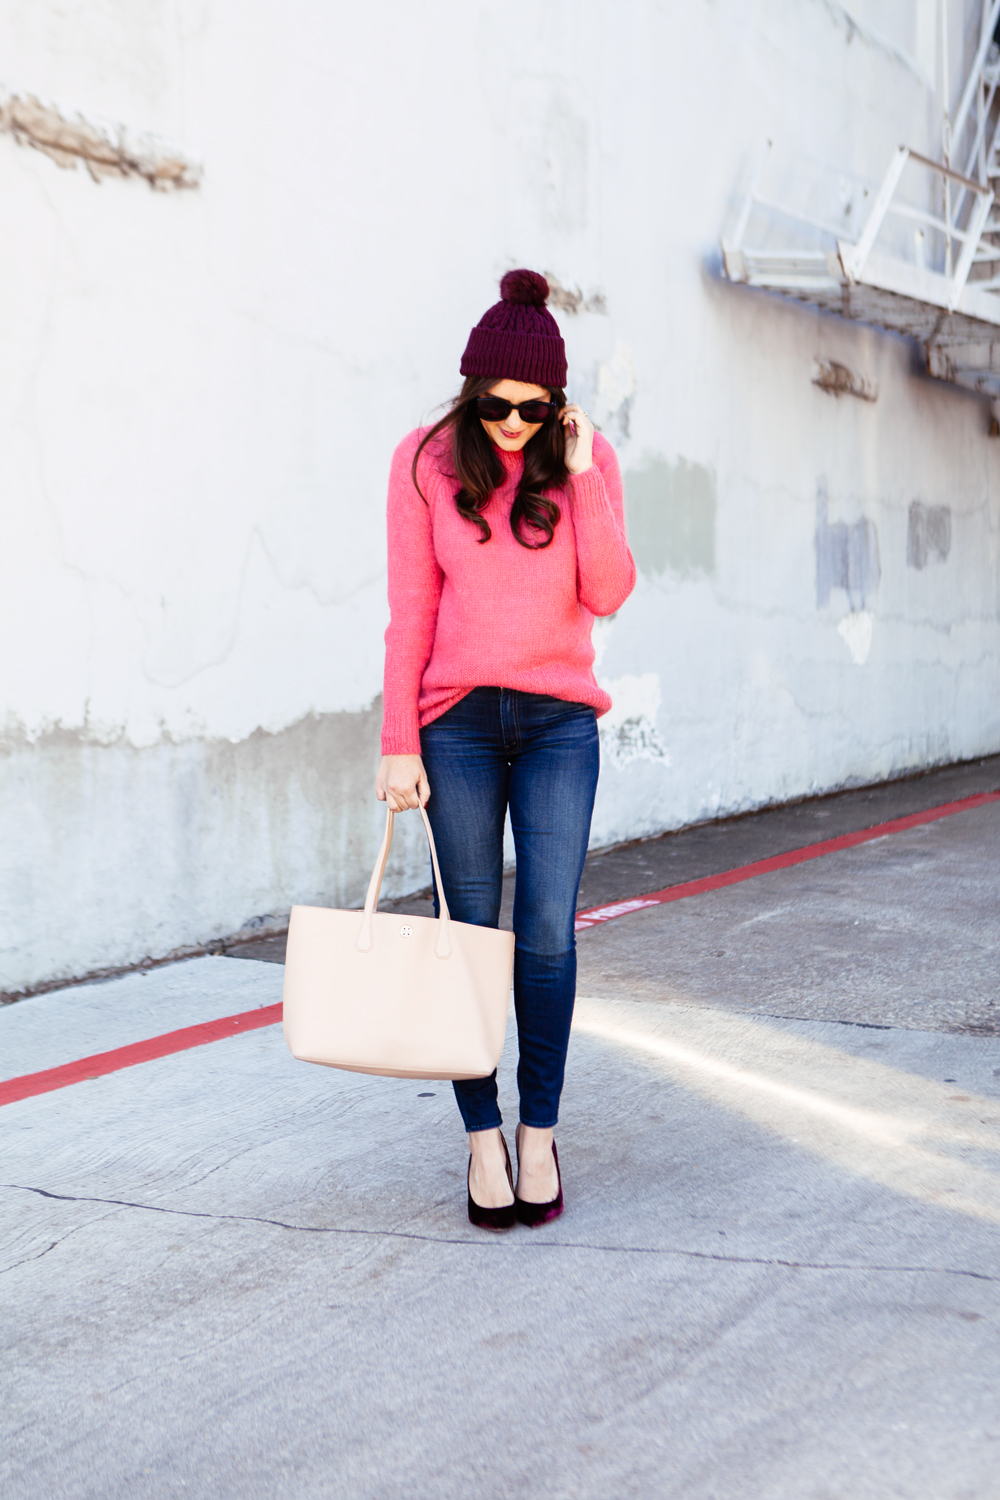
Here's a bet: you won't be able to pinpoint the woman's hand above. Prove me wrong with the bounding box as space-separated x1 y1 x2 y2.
376 754 430 812
561 403 594 474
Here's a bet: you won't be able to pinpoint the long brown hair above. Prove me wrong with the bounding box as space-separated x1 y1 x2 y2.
412 375 568 548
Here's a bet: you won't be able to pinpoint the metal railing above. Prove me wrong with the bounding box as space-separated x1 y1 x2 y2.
838 147 994 311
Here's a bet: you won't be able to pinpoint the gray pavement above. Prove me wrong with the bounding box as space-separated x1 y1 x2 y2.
2 758 1000 1498
577 799 1000 1033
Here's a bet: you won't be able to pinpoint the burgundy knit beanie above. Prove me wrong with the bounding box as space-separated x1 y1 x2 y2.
460 269 568 389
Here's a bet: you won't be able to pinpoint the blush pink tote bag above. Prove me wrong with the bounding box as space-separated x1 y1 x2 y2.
282 804 514 1080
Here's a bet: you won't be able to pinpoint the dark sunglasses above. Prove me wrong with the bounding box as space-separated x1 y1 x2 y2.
475 395 556 424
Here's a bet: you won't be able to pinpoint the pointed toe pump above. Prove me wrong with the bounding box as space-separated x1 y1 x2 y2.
514 1128 564 1228
467 1131 516 1231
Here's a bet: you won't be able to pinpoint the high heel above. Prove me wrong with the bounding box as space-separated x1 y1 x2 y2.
467 1131 516 1231
514 1126 564 1227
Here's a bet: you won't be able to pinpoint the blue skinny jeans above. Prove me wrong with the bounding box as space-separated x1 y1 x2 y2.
419 688 600 1133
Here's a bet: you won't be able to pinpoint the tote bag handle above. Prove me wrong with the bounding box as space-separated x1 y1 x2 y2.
356 804 452 959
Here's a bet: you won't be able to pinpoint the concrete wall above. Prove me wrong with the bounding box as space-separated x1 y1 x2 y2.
2 0 999 995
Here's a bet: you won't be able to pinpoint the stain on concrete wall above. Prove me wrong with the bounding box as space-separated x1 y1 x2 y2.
597 673 670 770
907 501 952 568
625 456 717 580
815 485 881 609
0 93 199 189
0 700 431 998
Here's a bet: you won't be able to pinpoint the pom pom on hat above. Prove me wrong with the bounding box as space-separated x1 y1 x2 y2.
460 268 567 387
500 269 550 306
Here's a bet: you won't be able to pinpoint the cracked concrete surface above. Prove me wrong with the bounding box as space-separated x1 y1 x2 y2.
2 776 1000 1498
5 1180 999 1282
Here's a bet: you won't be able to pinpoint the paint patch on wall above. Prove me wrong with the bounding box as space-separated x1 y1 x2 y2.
591 341 637 442
598 674 670 770
0 92 199 190
837 609 874 665
907 501 951 568
815 486 880 609
590 613 616 675
625 456 717 580
516 85 588 232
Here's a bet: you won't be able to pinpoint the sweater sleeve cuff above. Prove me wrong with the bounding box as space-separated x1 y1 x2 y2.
567 464 610 513
380 712 422 757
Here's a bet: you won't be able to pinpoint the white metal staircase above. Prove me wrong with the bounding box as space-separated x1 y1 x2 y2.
722 0 1000 410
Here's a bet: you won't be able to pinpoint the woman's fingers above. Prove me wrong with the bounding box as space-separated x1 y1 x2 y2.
377 779 409 812
560 404 594 474
386 782 423 811
560 403 592 440
375 754 429 811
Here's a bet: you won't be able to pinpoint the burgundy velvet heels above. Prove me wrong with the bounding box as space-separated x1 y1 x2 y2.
467 1131 516 1231
514 1125 564 1227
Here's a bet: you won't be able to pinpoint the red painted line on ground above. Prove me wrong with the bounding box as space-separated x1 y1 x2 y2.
2 790 997 1109
0 1003 283 1108
574 789 1000 930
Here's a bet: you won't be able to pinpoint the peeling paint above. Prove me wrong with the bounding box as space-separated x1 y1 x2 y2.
815 485 881 609
907 501 952 569
812 358 877 402
0 93 199 190
544 272 607 315
598 674 670 770
625 456 717 580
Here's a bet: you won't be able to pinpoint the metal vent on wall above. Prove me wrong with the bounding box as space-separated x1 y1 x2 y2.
722 0 1000 413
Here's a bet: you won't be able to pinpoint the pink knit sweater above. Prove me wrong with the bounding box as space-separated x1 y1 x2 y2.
381 427 635 756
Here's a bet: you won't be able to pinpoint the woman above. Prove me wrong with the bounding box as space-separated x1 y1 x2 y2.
376 269 635 1229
